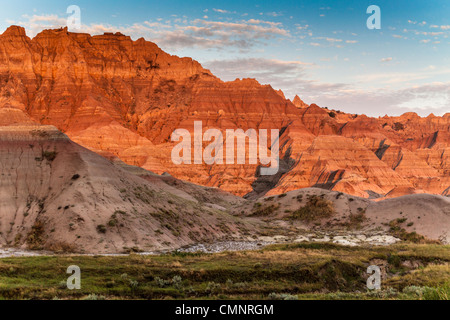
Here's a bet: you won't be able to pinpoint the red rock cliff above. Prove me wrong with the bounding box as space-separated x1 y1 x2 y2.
0 26 448 198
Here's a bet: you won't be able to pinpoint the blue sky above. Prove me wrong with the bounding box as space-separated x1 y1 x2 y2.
1 0 449 116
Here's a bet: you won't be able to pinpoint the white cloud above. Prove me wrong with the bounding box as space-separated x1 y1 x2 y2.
204 57 315 97
213 9 230 14
9 14 290 52
380 57 393 63
311 82 450 116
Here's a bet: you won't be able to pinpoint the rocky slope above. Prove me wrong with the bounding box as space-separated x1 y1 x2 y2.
0 123 262 253
0 26 448 199
0 123 448 254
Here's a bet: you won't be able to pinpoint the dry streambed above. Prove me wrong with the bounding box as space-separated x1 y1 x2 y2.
0 231 400 257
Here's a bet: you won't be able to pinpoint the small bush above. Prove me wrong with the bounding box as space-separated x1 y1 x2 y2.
251 204 279 217
96 225 107 234
42 150 57 162
205 282 221 295
172 276 183 289
268 293 298 300
392 122 405 131
82 294 106 300
154 276 183 289
129 280 139 291
291 195 335 222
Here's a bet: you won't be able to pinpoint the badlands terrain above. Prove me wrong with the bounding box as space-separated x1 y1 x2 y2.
0 26 448 255
0 26 448 199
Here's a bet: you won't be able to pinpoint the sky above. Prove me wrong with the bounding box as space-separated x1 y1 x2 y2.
0 0 449 117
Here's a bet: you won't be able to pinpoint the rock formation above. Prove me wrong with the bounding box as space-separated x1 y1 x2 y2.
0 26 448 199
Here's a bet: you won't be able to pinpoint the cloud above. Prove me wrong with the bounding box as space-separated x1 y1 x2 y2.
9 14 290 52
429 24 450 30
7 12 448 117
266 12 283 17
295 24 309 30
213 9 233 14
356 67 450 85
312 82 450 117
13 14 68 36
204 57 316 97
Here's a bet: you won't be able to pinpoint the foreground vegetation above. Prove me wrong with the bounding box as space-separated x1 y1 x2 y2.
0 242 448 300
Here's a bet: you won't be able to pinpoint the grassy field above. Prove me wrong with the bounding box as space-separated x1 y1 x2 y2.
0 242 449 300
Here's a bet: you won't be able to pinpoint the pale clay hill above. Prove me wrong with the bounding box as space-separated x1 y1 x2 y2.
0 124 262 253
0 123 449 254
0 26 448 199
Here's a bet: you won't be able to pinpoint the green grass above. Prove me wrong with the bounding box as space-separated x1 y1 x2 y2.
0 243 448 300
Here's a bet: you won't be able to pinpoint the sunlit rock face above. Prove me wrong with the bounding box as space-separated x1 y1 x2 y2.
1 26 449 198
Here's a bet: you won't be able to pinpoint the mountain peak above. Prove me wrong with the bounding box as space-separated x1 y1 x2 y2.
293 95 309 108
2 25 27 37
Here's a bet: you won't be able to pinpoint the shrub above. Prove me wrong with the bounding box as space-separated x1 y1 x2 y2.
108 218 118 227
82 294 106 300
422 286 450 300
403 286 427 297
268 293 298 300
251 204 279 217
347 212 366 228
42 150 57 162
96 225 107 234
392 122 405 131
291 195 335 222
388 219 426 243
26 221 45 249
129 280 139 291
205 282 221 295
154 276 183 289
172 276 183 289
